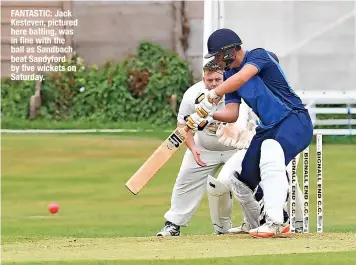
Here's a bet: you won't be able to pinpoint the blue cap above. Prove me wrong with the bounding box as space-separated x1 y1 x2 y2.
205 28 242 59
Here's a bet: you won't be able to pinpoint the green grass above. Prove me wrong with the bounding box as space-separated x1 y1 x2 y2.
1 118 176 130
3 252 356 265
2 134 356 264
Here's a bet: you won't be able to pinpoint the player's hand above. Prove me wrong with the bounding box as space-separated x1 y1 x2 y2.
191 147 207 167
186 113 208 132
196 89 221 118
216 122 243 147
235 120 257 149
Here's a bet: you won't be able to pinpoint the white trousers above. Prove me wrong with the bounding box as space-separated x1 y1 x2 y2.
164 139 237 226
164 143 304 227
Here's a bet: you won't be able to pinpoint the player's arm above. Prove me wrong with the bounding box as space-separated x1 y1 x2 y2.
213 102 240 123
214 64 258 96
213 88 242 123
214 49 271 97
177 122 195 150
177 88 207 167
177 122 206 167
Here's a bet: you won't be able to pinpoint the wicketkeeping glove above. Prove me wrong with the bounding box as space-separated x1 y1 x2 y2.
235 120 257 149
216 122 244 147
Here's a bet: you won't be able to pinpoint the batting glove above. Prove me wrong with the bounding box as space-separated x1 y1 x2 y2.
186 113 208 132
196 89 221 118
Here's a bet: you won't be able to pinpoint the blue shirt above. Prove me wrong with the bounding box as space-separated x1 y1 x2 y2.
224 49 305 129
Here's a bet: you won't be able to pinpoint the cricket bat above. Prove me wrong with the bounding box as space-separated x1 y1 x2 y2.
125 126 189 195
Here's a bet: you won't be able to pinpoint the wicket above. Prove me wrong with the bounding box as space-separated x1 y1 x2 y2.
289 134 323 233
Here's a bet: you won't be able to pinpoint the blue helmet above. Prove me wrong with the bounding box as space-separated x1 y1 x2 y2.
204 28 242 59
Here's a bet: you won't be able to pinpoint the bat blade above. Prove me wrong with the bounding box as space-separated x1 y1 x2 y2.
125 126 188 195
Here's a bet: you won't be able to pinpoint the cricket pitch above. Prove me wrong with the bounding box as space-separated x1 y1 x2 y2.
2 233 356 262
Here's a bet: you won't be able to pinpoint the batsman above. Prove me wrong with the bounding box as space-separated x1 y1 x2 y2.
157 61 254 236
188 28 313 238
157 60 306 236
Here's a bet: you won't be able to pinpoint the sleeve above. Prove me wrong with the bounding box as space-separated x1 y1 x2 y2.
234 100 249 130
177 91 195 125
245 48 273 73
223 71 241 104
225 91 241 105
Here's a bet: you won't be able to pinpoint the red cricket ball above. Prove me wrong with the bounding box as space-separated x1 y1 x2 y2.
48 203 59 214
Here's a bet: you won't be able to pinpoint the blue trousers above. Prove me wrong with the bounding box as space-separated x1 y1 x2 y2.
240 110 313 192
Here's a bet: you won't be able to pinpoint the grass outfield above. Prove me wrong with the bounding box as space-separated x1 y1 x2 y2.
2 134 356 264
